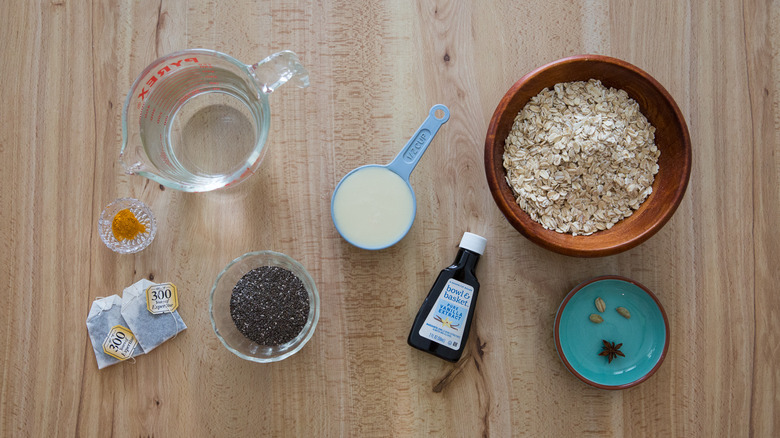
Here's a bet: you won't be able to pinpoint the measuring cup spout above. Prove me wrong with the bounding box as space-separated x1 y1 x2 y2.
250 50 310 94
119 140 165 181
119 153 142 175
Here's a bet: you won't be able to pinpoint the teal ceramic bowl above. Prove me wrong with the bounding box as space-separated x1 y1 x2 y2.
554 276 669 389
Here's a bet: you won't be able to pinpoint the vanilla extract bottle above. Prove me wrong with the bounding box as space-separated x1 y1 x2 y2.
408 232 486 362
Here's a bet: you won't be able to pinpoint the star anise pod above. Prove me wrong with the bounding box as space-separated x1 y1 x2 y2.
598 340 625 363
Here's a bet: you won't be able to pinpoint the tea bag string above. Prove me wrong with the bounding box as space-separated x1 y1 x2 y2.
89 296 111 318
125 288 182 335
168 288 182 340
94 296 106 314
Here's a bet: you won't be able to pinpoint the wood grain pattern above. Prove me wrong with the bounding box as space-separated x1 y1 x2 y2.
0 0 778 436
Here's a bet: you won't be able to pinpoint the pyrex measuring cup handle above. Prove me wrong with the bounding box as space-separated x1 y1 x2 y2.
387 104 450 180
250 50 311 94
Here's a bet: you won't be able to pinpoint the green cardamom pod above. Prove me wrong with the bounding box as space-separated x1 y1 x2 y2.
595 297 606 313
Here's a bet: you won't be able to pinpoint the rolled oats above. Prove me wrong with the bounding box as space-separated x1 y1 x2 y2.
503 79 660 235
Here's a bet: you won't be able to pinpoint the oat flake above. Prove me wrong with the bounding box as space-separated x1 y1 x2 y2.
503 79 660 236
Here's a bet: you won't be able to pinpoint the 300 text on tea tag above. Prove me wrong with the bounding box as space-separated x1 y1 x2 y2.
102 325 138 360
146 282 179 314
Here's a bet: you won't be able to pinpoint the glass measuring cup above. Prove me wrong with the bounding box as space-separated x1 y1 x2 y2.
331 104 450 250
120 49 309 192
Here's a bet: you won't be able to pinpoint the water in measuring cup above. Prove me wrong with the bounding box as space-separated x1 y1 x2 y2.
139 66 264 188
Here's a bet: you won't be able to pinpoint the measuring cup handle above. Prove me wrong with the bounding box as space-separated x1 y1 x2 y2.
250 50 311 94
387 104 450 180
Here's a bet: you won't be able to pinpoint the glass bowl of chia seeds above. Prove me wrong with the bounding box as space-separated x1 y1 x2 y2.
209 251 320 362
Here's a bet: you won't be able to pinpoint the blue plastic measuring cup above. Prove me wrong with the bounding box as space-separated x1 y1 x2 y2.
331 104 450 250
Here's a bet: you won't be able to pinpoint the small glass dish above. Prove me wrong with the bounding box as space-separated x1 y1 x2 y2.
210 251 320 363
98 197 157 254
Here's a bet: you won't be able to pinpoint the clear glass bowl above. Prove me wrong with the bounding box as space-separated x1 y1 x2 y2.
98 197 157 254
210 251 320 362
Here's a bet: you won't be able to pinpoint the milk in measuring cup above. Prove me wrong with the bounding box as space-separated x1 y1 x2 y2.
331 166 415 249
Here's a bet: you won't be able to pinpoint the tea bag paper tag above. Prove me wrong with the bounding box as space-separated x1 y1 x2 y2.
102 325 139 360
146 282 179 314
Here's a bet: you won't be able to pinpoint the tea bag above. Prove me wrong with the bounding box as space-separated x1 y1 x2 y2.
86 295 145 369
120 279 187 353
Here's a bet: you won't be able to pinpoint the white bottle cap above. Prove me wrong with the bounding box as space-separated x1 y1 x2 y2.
459 232 487 255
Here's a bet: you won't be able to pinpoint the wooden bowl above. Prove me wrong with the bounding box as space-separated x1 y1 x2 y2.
484 55 691 257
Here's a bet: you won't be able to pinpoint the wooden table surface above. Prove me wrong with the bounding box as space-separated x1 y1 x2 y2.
2 1 778 436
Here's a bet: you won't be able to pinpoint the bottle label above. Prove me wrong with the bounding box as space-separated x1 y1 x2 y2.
418 278 473 351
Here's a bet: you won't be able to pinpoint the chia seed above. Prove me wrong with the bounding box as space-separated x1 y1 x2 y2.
230 266 310 346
